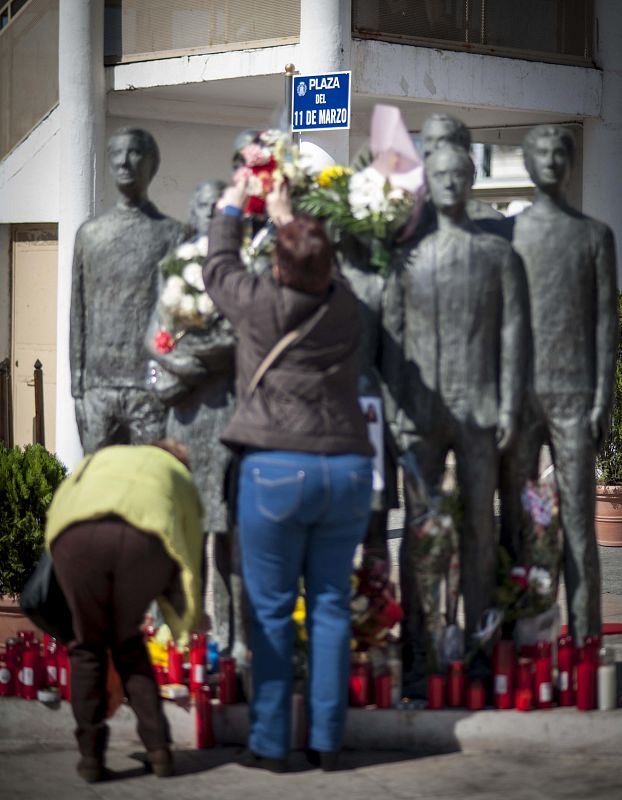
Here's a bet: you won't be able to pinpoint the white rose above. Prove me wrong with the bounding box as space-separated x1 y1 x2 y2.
182 262 205 291
176 241 199 260
197 292 215 316
528 567 552 596
160 275 185 311
178 294 197 319
195 235 209 257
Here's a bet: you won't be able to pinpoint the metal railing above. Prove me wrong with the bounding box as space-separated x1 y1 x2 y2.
0 0 58 161
104 0 300 64
352 0 594 67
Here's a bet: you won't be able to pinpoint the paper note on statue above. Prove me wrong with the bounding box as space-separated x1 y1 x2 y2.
359 396 385 492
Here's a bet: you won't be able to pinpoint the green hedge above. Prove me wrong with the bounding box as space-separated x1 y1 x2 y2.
0 444 66 597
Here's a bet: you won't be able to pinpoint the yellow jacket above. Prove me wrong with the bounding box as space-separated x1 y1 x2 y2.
45 445 204 642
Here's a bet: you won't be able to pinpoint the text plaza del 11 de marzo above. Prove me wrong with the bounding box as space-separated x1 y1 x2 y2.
291 71 352 132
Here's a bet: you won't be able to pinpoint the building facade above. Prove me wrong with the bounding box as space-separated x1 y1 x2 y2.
0 0 620 468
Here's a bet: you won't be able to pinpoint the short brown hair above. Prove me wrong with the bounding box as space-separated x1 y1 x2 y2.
274 214 333 294
151 438 191 470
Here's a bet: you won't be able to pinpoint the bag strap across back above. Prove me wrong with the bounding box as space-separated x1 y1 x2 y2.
246 302 329 397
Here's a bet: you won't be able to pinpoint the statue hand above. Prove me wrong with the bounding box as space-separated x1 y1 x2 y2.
496 411 517 453
590 405 608 449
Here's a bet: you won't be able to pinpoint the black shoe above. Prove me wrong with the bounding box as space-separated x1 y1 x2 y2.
240 750 287 774
305 748 339 772
76 756 106 783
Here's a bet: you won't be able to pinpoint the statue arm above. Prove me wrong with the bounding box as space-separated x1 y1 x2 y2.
498 248 529 449
380 264 406 444
69 229 85 399
592 224 618 443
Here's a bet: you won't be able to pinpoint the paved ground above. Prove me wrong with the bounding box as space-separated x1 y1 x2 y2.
2 546 622 799
2 743 622 800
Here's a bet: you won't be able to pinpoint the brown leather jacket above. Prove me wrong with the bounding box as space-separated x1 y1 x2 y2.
202 214 373 456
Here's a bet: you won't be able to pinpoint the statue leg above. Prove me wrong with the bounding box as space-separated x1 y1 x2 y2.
454 427 499 644
545 397 601 645
362 509 389 567
212 527 249 665
80 388 123 453
123 388 166 444
400 438 448 699
500 396 548 564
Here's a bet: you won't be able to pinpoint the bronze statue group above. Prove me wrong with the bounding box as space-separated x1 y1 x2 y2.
57 111 617 779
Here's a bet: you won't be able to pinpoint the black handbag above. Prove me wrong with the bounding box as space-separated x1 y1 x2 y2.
19 550 75 644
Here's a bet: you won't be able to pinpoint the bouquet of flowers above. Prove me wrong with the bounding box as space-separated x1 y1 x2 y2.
495 467 562 625
297 104 426 273
152 235 216 354
234 128 315 217
350 560 403 650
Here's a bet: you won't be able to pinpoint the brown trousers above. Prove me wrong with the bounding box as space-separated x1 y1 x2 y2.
52 517 178 757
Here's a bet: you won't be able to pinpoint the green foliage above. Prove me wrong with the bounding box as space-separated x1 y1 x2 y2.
0 444 67 597
596 293 622 485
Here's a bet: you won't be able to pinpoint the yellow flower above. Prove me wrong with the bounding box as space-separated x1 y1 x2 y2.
292 594 306 625
316 165 352 188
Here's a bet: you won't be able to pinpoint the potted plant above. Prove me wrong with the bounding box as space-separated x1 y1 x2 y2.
595 293 622 546
0 444 66 638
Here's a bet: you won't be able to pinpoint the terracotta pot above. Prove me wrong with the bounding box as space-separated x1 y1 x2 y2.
595 485 622 546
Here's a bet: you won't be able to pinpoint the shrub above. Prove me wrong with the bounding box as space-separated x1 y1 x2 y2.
0 444 67 597
596 293 622 486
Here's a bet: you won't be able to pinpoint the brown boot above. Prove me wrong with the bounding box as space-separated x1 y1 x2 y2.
76 755 106 783
146 748 174 778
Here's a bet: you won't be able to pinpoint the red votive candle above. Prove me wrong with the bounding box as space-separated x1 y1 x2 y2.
167 642 184 684
447 660 465 707
218 656 237 704
493 640 515 709
375 672 392 708
427 674 445 709
534 641 553 709
466 679 486 710
516 658 533 691
195 685 215 748
576 657 597 711
515 687 533 711
557 635 575 706
349 653 372 707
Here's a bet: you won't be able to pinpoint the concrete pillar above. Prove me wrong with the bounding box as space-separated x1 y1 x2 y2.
56 0 106 468
298 0 351 166
583 0 622 282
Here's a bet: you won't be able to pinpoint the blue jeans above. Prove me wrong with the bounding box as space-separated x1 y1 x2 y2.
238 450 373 759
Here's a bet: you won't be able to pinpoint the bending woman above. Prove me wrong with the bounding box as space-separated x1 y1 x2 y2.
203 178 373 772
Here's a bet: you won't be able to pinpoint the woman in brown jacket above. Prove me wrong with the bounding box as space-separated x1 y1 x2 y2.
203 178 373 772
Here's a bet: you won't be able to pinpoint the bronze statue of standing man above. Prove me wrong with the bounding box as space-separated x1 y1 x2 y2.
70 128 183 452
510 125 618 645
396 143 527 696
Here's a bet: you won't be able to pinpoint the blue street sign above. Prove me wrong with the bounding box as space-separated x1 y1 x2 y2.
291 71 351 132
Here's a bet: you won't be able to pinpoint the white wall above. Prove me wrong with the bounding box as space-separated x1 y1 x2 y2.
105 118 242 221
0 109 60 224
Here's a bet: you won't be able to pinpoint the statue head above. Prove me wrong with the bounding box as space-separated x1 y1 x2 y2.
523 125 575 193
420 113 472 160
107 128 160 199
232 129 261 169
189 180 226 234
425 144 474 216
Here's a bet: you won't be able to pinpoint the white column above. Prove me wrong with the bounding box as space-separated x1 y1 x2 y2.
583 0 622 282
298 0 352 166
56 0 106 468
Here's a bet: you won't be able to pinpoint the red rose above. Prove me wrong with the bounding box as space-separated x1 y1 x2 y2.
154 329 176 354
